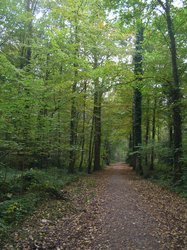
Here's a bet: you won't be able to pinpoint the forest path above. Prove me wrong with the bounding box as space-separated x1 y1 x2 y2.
92 163 161 249
92 163 187 249
5 163 187 250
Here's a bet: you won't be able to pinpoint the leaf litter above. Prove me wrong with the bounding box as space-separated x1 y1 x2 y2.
3 163 187 250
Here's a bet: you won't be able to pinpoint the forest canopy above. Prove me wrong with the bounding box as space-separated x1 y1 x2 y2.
0 0 186 184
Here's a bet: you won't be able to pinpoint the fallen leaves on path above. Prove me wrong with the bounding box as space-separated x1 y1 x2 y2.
129 173 187 249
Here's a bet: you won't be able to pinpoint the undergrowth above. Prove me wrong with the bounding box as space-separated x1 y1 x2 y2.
0 167 80 247
148 165 187 198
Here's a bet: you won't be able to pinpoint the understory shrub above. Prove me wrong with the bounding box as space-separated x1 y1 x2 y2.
0 167 80 246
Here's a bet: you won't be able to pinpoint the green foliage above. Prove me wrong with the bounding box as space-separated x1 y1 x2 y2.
0 193 41 245
10 170 40 193
149 164 187 198
0 168 79 199
0 0 186 248
0 167 80 245
0 1 186 246
140 140 187 197
175 169 187 198
0 194 40 223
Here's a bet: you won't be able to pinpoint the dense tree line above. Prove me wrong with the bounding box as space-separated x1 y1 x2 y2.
0 0 186 187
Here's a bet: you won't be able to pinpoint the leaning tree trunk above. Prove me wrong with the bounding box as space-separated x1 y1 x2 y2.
132 25 144 175
157 0 183 181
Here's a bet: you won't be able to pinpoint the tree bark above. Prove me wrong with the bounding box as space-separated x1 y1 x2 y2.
87 115 94 174
68 22 79 173
132 25 144 174
20 0 36 69
69 80 77 173
157 0 183 181
150 97 157 171
145 98 150 167
79 81 87 172
93 79 102 171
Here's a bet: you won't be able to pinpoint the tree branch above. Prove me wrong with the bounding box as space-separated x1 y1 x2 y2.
105 75 172 92
157 0 166 11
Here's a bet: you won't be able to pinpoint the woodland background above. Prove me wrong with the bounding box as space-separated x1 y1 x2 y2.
0 0 186 243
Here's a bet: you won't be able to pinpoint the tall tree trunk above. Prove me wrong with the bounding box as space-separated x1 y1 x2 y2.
20 0 36 69
150 97 157 171
79 81 87 172
157 0 183 181
132 25 144 174
93 81 102 171
167 84 174 165
69 80 77 173
169 125 173 148
68 22 79 173
145 98 150 167
104 139 111 165
57 107 61 168
127 132 133 165
19 0 36 168
87 115 94 174
129 102 136 168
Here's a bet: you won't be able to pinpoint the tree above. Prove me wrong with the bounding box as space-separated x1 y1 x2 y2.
132 25 144 174
157 0 183 181
0 0 186 190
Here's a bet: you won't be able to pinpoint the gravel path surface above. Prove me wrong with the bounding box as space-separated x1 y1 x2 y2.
4 163 187 250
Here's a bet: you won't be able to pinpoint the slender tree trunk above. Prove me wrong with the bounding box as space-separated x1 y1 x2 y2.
166 7 182 178
157 120 160 143
79 81 87 172
93 79 102 171
157 0 183 181
127 132 133 166
145 98 150 167
129 133 133 151
87 116 94 174
132 25 144 174
19 0 36 168
68 22 79 173
57 107 61 168
129 102 136 169
169 125 173 148
150 97 157 171
166 0 182 178
167 85 174 165
69 80 77 173
20 0 35 69
104 140 111 165
90 55 102 172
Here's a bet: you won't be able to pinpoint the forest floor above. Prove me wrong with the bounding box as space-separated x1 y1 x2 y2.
4 163 187 250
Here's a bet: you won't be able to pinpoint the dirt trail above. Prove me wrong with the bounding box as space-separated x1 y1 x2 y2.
93 163 161 249
92 163 186 250
5 163 187 250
